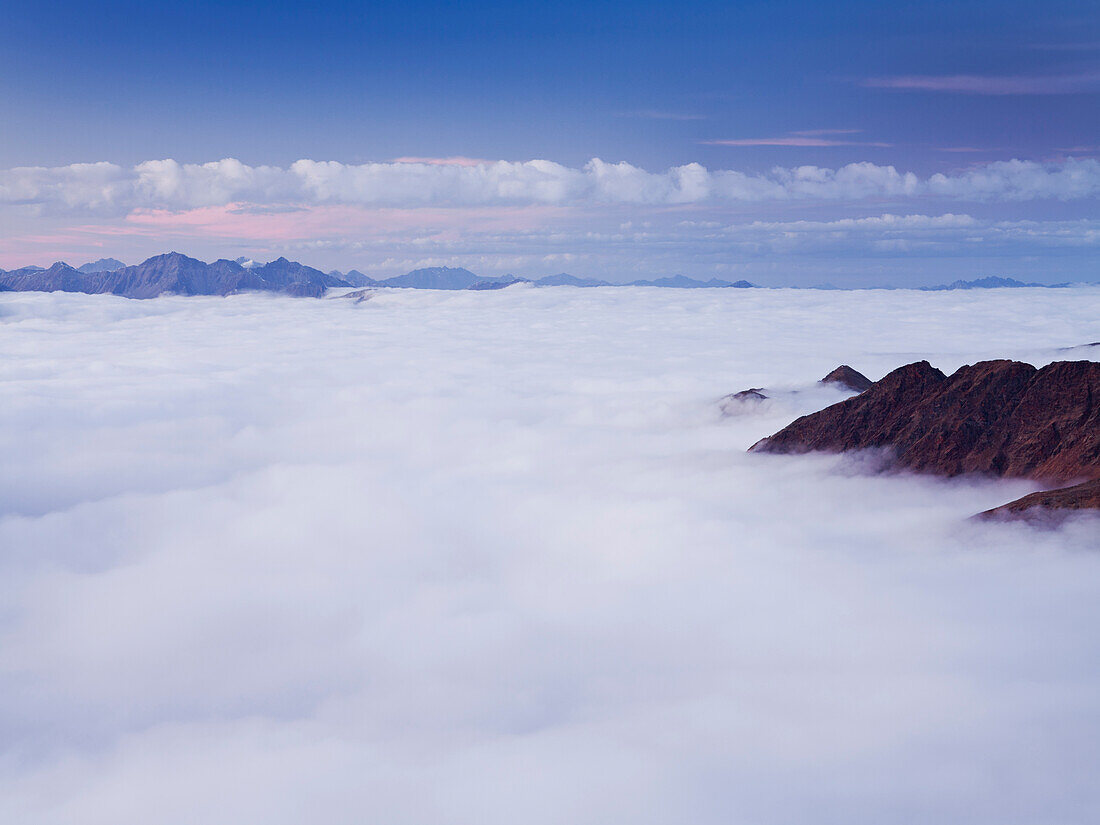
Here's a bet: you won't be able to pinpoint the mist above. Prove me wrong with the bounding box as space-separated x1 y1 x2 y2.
1 285 1098 824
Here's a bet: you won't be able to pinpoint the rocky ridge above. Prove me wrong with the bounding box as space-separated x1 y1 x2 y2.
750 359 1100 521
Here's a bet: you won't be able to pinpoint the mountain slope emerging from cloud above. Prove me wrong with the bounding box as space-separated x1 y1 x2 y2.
752 359 1100 517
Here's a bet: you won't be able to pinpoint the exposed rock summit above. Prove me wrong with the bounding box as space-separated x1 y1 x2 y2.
77 257 126 274
820 365 873 393
719 388 769 414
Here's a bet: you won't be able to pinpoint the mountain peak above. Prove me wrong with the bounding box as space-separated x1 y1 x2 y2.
77 257 126 274
382 267 481 289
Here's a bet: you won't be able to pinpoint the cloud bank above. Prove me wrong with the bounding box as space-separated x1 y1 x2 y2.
0 286 1099 824
4 156 1100 215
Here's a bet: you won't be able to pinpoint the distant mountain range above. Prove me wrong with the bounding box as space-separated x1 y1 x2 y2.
535 273 610 287
1 254 1093 299
324 266 760 291
919 276 1069 290
0 253 347 298
627 275 755 288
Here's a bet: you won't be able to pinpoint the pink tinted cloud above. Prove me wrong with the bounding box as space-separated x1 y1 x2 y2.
701 137 892 147
790 129 863 136
863 73 1100 95
66 203 572 242
2 203 575 266
0 235 111 268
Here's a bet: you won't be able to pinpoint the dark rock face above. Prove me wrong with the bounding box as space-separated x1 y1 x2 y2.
1059 342 1100 353
0 253 350 298
718 388 768 416
731 388 768 401
981 478 1100 522
335 288 374 303
752 359 1100 519
820 365 873 393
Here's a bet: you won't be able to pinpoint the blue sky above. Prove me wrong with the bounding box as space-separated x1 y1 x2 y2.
1 0 1099 284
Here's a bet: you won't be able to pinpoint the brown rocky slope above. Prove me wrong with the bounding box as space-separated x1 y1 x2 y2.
750 359 1100 519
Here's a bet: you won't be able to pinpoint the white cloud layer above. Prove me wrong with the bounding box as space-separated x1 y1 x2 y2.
0 286 1099 823
3 156 1100 214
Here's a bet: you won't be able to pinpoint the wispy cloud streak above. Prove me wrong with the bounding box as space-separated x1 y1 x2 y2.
702 128 890 148
863 72 1100 95
702 137 892 147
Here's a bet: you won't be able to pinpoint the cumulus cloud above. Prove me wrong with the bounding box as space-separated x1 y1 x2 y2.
0 287 1098 823
927 158 1100 200
3 156 1100 216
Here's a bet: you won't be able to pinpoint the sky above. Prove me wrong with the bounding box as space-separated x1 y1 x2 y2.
1 285 1099 823
1 0 1099 284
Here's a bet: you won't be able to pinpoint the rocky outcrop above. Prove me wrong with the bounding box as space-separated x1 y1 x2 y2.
720 366 870 417
820 365 873 393
334 288 374 303
731 388 768 401
981 478 1100 522
718 388 768 415
751 359 1100 521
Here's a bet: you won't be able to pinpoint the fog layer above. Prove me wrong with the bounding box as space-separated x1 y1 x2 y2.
1 286 1098 824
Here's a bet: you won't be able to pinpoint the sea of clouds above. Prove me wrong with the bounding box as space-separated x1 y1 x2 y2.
1 285 1098 824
